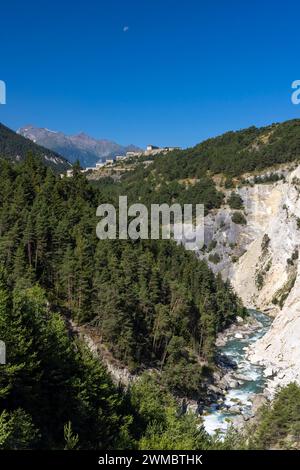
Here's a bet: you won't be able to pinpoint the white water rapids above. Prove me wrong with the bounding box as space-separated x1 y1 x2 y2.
202 310 272 435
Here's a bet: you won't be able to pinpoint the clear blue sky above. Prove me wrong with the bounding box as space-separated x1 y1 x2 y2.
0 0 300 148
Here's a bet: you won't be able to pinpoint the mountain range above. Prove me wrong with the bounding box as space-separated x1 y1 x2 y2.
0 122 71 171
18 125 142 168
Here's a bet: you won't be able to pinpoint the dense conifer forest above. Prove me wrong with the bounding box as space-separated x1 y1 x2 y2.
2 117 300 449
0 155 245 448
91 120 300 210
144 119 300 179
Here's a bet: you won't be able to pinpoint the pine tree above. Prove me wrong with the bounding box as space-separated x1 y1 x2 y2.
63 421 79 450
74 235 93 322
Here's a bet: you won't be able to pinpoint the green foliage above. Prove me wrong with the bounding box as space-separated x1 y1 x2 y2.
0 409 40 449
272 271 297 308
100 172 224 215
0 157 244 398
208 253 221 264
96 119 300 217
0 272 133 449
252 172 285 184
227 192 244 210
64 421 79 450
0 123 69 171
0 274 215 450
224 177 234 189
287 248 299 266
261 234 270 252
207 239 217 252
130 374 210 450
231 212 247 225
247 383 300 449
255 272 264 290
0 156 246 449
134 120 300 180
209 384 300 450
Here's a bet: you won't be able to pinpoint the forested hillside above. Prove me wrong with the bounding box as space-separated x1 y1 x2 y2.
0 123 71 172
91 119 300 210
247 383 300 449
0 268 214 449
216 383 300 450
1 144 300 449
146 119 300 179
0 155 246 448
0 273 130 449
0 156 244 398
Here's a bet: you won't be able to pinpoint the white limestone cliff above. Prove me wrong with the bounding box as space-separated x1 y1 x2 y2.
199 165 300 396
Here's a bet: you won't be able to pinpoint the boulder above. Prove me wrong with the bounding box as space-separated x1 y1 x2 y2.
263 367 274 377
229 405 242 414
235 332 243 339
233 373 249 381
277 371 286 380
208 384 222 394
228 379 239 388
251 394 268 414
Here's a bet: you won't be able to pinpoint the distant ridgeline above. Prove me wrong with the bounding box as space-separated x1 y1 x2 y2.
0 122 71 172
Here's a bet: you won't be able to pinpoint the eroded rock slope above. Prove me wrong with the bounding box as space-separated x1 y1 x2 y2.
198 165 300 395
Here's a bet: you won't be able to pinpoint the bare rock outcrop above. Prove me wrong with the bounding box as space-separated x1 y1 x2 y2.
198 164 300 396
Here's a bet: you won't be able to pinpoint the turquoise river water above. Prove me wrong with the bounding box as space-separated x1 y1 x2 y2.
202 310 272 435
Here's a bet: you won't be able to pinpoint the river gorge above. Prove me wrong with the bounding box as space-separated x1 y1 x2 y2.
202 310 272 435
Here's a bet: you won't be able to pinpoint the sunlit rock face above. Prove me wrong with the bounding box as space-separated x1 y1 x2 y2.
197 165 300 395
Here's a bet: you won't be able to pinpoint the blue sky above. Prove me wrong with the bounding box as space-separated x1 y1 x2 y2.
0 0 300 148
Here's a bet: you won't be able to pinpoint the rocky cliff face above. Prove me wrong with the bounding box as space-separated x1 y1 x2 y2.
198 165 300 396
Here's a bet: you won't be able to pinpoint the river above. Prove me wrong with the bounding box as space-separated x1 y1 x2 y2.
202 310 272 435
